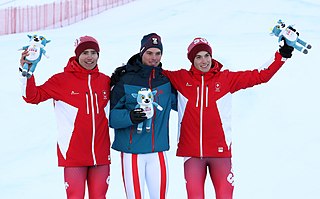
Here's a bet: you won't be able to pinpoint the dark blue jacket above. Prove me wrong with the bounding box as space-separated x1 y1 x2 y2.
109 53 177 154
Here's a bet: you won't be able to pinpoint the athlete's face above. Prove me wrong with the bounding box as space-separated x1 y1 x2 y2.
193 51 212 73
78 49 99 70
141 48 162 67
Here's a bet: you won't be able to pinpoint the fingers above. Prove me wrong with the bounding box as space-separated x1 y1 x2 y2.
20 50 31 67
134 108 147 117
288 26 296 32
288 26 299 36
130 108 147 124
134 108 144 112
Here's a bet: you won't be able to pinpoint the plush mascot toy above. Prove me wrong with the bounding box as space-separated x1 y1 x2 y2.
19 34 50 78
270 19 311 54
131 88 163 133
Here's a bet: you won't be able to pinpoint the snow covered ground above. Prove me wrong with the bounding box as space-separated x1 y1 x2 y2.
0 0 319 198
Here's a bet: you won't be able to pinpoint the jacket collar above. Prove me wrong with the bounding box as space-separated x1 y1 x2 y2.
64 56 100 75
190 58 223 76
126 53 163 74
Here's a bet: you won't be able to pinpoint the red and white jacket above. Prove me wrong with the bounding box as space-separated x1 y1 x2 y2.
21 57 111 167
163 52 286 158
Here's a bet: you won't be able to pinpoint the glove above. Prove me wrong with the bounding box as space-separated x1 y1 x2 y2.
279 39 294 58
130 108 147 124
288 26 299 36
110 65 126 87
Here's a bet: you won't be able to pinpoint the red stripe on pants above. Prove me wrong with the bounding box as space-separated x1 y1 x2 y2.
158 152 167 199
132 154 141 199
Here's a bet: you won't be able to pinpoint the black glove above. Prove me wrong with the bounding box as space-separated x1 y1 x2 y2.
110 65 126 87
279 39 294 58
130 108 147 124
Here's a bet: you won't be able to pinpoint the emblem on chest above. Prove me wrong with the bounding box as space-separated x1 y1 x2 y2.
215 82 221 92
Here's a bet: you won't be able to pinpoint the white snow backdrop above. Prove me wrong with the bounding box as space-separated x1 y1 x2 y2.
0 0 319 198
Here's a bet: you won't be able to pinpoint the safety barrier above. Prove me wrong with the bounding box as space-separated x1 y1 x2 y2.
0 0 135 35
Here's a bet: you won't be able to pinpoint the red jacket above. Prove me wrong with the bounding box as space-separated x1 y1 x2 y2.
22 57 111 167
163 52 286 158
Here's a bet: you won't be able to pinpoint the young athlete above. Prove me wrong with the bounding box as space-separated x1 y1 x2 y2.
109 33 177 199
162 37 294 199
20 36 111 199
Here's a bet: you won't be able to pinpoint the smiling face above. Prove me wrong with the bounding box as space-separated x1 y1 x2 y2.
193 51 212 73
78 49 99 70
141 47 162 67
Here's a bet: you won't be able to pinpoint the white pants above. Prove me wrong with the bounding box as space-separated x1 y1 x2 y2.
121 152 168 199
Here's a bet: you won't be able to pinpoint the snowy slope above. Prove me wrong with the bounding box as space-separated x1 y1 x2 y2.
0 0 320 198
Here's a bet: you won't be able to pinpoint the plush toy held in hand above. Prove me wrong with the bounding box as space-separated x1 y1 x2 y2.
131 88 163 133
19 34 50 78
270 19 311 54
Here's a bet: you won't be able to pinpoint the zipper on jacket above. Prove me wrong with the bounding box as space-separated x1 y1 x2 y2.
95 92 99 114
85 92 89 114
87 74 97 165
148 68 155 88
199 75 204 157
206 85 209 108
128 126 134 151
129 126 134 144
151 109 156 152
152 69 156 79
148 70 156 152
151 88 160 152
